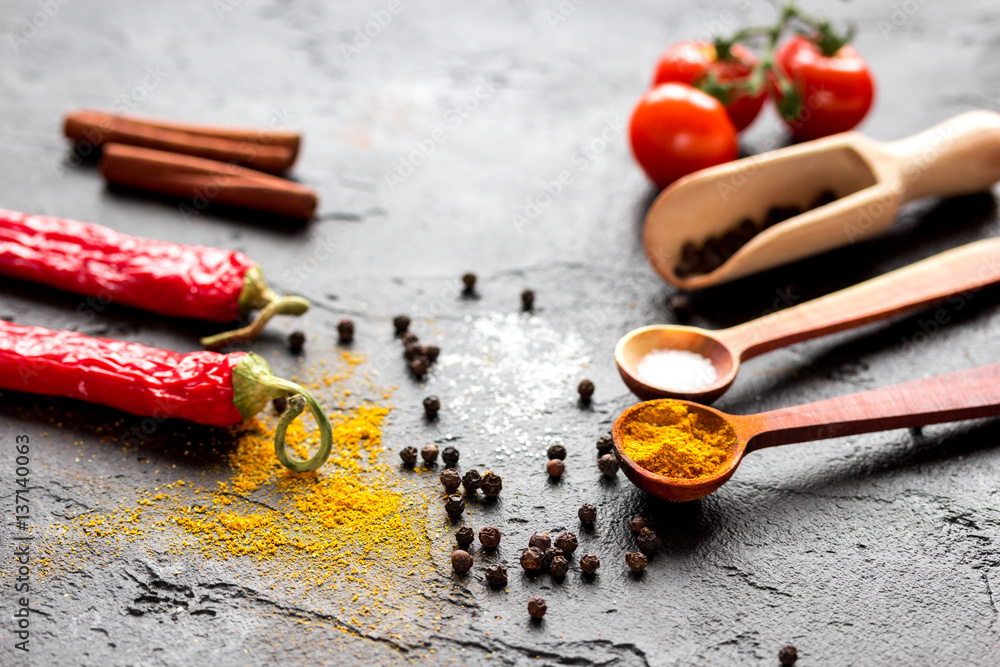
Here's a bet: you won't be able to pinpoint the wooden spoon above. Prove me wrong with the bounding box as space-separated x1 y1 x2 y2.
644 110 1000 289
612 362 1000 502
617 238 1000 402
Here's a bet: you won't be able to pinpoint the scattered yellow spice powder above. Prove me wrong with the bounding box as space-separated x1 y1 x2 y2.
619 400 737 479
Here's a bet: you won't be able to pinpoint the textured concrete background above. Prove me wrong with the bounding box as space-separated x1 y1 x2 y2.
2 0 1000 665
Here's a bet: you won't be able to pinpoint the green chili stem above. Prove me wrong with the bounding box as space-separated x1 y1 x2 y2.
273 393 334 473
201 266 310 349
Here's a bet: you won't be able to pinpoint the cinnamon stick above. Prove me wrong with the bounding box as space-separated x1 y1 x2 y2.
100 143 317 220
65 109 301 174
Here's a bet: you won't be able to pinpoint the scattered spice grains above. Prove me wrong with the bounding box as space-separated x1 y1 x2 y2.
579 553 600 574
288 330 306 354
577 379 595 403
637 527 659 556
399 446 418 466
598 453 619 477
549 555 569 577
455 526 475 549
546 459 565 478
554 531 578 555
451 549 473 574
444 494 466 518
520 547 545 571
440 468 461 493
578 504 597 525
420 444 439 465
441 446 460 467
630 517 649 535
546 443 567 460
462 470 482 494
595 434 613 455
337 318 355 343
484 563 508 588
779 645 799 665
521 289 535 312
478 526 501 548
423 395 441 419
529 532 551 550
480 472 503 498
393 315 411 335
625 551 648 573
527 596 547 619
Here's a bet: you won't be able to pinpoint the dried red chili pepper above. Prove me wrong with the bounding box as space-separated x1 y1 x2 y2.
0 209 308 348
0 320 332 471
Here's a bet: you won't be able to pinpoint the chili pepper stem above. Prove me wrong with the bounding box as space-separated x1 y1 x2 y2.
201 266 310 349
232 352 333 472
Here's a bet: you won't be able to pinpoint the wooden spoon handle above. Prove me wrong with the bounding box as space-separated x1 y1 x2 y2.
884 110 1000 201
742 362 1000 451
717 238 1000 359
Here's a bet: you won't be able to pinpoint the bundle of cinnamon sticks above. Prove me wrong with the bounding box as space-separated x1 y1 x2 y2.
63 110 318 220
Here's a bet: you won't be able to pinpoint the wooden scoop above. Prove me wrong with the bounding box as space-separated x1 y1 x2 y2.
616 238 1000 402
612 362 1000 502
644 110 1000 289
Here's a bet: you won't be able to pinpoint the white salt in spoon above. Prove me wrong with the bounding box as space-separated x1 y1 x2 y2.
616 238 1000 402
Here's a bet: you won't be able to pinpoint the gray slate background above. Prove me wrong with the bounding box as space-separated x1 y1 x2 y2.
2 0 1000 665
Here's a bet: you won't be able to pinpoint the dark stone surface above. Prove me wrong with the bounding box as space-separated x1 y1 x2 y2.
3 0 1000 665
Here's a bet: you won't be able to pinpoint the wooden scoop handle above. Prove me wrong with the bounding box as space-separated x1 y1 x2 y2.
739 362 1000 451
885 110 1000 201
718 238 1000 359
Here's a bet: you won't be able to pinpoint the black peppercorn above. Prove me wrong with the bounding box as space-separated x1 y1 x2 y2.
520 547 545 571
542 546 564 567
629 517 648 535
455 525 475 549
423 395 441 419
578 504 597 525
528 532 551 551
424 345 440 363
637 527 659 556
778 645 798 666
597 453 618 477
462 272 477 292
546 459 565 478
669 293 693 323
521 289 535 311
479 526 501 548
288 331 306 354
399 446 418 466
549 555 569 577
451 549 473 574
546 443 567 460
421 444 439 465
625 551 647 573
595 435 613 455
579 553 600 574
393 315 411 335
441 446 460 467
409 355 430 378
554 531 578 555
337 319 355 343
462 470 482 494
444 494 465 518
577 379 594 402
440 468 461 494
527 596 547 619
403 343 422 360
480 472 502 498
272 396 288 414
484 563 508 588
401 332 419 347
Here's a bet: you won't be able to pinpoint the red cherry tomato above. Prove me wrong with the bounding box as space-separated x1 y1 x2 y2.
773 34 875 140
652 40 765 132
629 83 738 189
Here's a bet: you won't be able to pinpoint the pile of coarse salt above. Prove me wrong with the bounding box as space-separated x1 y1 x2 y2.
635 349 717 392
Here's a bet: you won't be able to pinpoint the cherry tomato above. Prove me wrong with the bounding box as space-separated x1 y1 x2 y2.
773 34 875 140
652 40 765 132
629 83 738 189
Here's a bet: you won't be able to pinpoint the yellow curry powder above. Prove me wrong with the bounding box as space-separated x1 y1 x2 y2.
619 400 737 479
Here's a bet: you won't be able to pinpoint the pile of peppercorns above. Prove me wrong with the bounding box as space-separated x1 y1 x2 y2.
393 315 440 379
595 433 619 478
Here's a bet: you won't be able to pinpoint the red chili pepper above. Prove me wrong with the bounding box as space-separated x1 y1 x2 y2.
0 319 331 471
0 209 309 348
